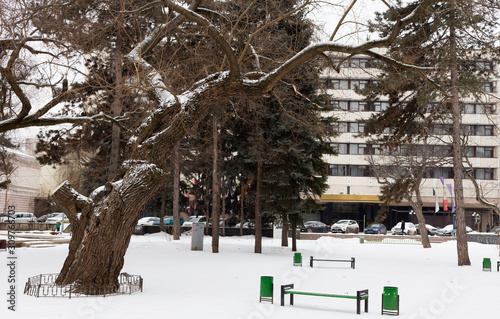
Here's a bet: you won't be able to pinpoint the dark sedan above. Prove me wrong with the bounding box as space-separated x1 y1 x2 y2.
300 221 330 233
364 223 387 235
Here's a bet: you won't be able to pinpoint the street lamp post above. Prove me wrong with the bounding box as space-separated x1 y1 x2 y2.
472 212 481 232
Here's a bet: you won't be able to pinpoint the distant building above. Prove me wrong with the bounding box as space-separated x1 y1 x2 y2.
0 147 41 213
317 54 499 231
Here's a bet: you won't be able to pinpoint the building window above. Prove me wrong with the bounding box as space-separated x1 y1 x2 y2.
329 164 347 176
350 165 370 176
474 168 495 180
374 101 389 112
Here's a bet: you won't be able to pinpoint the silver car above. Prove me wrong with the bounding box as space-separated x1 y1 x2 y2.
331 220 359 233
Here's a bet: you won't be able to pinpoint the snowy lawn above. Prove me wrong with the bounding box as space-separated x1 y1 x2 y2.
1 232 499 319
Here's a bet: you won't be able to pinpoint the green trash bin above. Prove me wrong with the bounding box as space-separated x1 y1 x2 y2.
382 286 399 315
293 252 302 266
483 258 492 271
260 276 273 303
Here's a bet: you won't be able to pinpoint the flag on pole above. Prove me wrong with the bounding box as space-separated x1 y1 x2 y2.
433 179 439 213
439 177 448 211
446 184 455 213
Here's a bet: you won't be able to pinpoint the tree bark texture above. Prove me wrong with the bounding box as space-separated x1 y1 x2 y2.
254 160 263 254
173 142 181 240
450 14 470 266
211 116 220 253
52 162 165 292
109 39 123 182
410 186 431 248
281 213 288 247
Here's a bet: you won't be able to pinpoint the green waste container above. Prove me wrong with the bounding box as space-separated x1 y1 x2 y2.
260 276 273 303
382 286 399 315
483 258 491 271
293 252 302 266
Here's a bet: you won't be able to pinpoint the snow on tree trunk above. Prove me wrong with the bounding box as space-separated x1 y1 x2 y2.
52 162 165 293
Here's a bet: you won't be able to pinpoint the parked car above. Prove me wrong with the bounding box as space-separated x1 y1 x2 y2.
331 220 359 234
300 221 330 233
436 224 473 236
415 224 438 236
182 216 207 228
234 220 255 229
45 213 69 224
13 213 37 223
37 213 56 223
391 222 417 235
489 226 500 234
137 217 160 226
364 223 387 234
0 212 14 222
152 216 184 226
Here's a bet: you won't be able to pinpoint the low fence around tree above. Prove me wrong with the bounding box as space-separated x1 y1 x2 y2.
467 233 500 245
24 273 143 298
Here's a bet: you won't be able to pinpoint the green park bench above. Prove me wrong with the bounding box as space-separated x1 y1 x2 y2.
280 284 369 314
310 256 355 269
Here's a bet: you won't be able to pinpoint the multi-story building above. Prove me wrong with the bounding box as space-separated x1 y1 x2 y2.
0 148 41 213
316 55 499 231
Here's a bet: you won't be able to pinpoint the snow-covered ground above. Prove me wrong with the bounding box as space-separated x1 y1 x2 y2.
1 232 499 318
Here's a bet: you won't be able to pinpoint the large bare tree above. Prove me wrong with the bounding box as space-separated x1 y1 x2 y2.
2 0 445 292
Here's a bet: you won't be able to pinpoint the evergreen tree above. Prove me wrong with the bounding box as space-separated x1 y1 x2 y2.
363 0 500 264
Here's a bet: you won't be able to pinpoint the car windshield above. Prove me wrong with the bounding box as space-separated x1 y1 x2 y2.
186 216 198 222
336 220 349 225
369 224 381 227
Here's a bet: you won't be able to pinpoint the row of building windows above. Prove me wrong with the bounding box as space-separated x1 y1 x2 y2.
328 122 495 136
326 100 495 114
331 57 494 71
323 78 496 93
329 143 495 158
327 164 495 180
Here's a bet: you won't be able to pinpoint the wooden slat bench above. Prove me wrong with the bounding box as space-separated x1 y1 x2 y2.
280 284 369 314
310 256 355 269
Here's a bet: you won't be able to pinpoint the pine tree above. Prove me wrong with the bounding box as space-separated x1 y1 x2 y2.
363 0 500 264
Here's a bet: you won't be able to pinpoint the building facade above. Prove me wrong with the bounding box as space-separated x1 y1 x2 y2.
318 55 499 231
0 148 41 213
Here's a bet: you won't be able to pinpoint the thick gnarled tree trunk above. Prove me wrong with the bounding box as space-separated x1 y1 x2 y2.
52 162 165 293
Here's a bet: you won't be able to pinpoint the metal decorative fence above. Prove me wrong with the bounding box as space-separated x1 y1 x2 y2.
361 237 422 245
24 273 143 298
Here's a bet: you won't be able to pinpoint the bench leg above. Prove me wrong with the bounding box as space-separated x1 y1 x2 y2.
310 256 313 268
281 284 294 306
280 286 285 306
352 257 356 269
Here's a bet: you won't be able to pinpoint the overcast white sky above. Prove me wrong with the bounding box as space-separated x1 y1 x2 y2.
309 0 390 43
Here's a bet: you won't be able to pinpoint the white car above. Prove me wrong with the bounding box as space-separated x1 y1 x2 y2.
330 220 359 233
391 222 417 235
137 217 160 226
13 213 37 223
46 213 69 224
436 224 473 236
0 212 14 222
182 216 207 228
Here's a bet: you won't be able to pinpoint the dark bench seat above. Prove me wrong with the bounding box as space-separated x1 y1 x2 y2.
310 256 355 269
